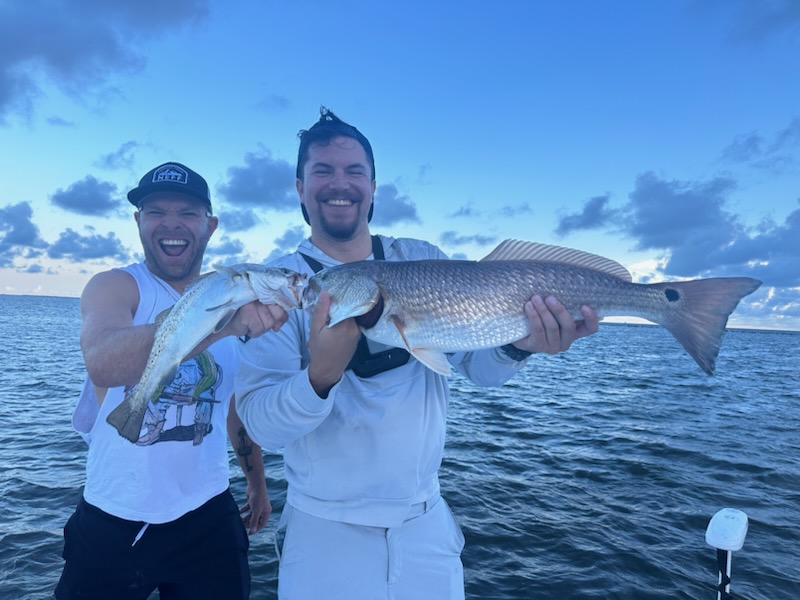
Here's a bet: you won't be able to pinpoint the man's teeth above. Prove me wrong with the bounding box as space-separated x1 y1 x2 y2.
162 239 188 246
326 199 352 206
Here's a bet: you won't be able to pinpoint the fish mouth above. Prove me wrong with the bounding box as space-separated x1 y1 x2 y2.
283 272 308 307
159 238 189 257
302 280 320 310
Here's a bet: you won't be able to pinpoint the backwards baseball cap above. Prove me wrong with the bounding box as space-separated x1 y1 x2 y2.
127 162 212 212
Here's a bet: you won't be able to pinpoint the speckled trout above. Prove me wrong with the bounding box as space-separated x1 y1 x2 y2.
107 264 307 442
304 240 761 376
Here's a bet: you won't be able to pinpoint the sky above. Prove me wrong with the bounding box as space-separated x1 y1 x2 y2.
1 0 799 331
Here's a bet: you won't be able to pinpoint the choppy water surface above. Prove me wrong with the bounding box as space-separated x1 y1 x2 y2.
1 295 797 599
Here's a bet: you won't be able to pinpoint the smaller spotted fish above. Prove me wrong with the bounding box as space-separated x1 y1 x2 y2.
304 240 762 376
106 264 306 442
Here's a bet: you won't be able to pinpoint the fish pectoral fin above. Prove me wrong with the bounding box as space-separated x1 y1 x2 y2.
328 295 381 327
409 348 453 376
212 308 239 334
388 315 452 376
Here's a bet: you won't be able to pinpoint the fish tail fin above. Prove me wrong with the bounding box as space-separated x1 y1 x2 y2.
106 390 148 443
655 277 762 375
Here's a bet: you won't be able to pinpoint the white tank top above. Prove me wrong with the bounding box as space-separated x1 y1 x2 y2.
73 262 238 523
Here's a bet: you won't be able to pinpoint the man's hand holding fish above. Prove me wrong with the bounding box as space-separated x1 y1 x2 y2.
511 294 600 355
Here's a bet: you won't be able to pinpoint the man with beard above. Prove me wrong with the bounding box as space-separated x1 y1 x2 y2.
234 109 600 599
56 162 287 599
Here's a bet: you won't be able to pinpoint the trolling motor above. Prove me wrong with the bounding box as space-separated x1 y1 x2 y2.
705 508 749 600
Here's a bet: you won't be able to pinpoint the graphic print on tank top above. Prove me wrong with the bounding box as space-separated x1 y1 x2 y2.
129 349 223 447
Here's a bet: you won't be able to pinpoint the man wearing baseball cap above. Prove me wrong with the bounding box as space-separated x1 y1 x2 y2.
127 161 213 210
56 161 286 599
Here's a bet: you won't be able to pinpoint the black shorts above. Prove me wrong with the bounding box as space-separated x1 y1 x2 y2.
55 489 250 600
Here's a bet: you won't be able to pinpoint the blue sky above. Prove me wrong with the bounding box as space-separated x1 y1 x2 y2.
1 0 798 330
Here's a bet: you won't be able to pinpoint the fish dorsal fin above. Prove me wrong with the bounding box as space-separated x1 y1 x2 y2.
480 239 632 282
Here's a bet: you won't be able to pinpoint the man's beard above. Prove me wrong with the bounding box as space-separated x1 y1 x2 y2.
142 240 207 282
317 199 366 241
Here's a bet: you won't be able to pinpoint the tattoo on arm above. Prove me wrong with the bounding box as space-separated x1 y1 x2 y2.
237 426 254 472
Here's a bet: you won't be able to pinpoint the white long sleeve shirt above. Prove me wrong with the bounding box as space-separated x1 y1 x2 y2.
235 236 528 527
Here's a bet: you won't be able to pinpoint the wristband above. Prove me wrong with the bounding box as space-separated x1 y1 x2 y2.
500 343 533 361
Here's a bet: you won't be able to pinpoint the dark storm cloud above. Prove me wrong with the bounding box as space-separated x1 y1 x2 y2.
218 151 296 210
555 195 618 236
47 227 128 262
50 176 119 216
0 0 209 123
370 184 420 226
0 202 48 266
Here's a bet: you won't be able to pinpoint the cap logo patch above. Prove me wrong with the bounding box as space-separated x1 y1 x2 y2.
152 164 188 185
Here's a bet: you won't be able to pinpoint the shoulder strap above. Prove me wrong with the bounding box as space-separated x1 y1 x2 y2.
298 236 409 377
299 236 383 273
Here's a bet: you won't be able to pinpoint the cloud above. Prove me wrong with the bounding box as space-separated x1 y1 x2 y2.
217 150 296 210
50 175 120 216
720 116 800 172
726 0 800 44
206 236 246 260
450 203 481 218
565 172 800 287
416 163 433 184
254 94 291 112
497 203 533 218
274 225 307 250
0 0 210 123
555 195 618 236
439 231 498 247
47 227 128 262
218 208 262 233
263 226 308 262
0 202 48 266
370 183 420 226
623 172 739 253
46 116 74 127
95 140 139 170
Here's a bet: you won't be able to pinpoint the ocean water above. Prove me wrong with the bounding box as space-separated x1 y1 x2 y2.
0 294 797 599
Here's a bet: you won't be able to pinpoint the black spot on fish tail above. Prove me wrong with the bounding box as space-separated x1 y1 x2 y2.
355 295 385 329
655 277 761 375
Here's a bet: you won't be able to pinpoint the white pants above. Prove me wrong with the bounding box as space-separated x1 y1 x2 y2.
276 496 465 600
